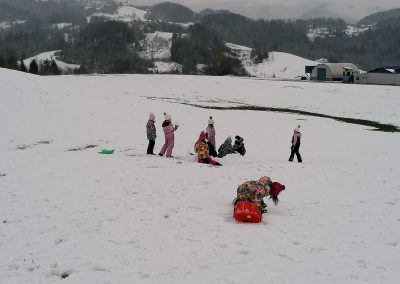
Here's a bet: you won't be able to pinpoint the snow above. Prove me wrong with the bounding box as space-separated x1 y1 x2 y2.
23 51 80 73
227 43 318 79
0 20 26 30
1 68 400 284
168 22 194 28
344 25 371 37
149 61 182 73
89 5 148 23
51 23 72 30
307 25 372 41
139 32 174 61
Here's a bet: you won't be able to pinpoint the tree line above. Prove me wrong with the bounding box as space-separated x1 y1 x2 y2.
1 3 399 75
0 54 61 75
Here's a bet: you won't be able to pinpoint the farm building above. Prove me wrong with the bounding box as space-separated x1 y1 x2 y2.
309 63 359 81
355 67 400 86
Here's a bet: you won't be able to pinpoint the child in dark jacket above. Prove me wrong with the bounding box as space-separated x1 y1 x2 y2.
146 112 156 155
232 136 246 156
289 125 302 162
218 137 233 158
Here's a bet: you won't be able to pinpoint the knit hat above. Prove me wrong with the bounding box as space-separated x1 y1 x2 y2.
270 182 286 196
149 112 155 121
294 125 301 132
235 135 243 142
208 116 214 125
199 131 206 140
258 176 272 188
164 112 172 121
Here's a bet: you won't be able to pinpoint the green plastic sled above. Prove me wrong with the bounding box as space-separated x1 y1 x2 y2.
98 149 115 154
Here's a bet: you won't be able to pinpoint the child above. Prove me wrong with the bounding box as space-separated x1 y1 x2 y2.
194 132 221 166
159 112 179 158
232 135 246 156
146 112 157 154
233 176 285 213
289 125 302 162
217 136 233 158
206 116 217 157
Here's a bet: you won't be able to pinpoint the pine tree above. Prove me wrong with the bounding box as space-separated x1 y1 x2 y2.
20 60 28 72
50 60 61 75
29 59 39 74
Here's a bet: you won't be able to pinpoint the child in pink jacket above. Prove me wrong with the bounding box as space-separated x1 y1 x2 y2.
159 113 179 157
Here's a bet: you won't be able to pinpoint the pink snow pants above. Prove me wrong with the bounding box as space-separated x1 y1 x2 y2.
159 133 174 157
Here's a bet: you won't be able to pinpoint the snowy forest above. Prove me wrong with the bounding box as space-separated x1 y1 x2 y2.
0 0 400 74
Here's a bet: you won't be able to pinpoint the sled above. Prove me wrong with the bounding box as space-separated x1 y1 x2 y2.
233 201 262 223
98 149 115 154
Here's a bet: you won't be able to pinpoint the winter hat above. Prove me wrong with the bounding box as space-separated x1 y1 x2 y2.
235 135 243 142
149 112 155 121
258 176 272 188
164 112 172 121
208 116 214 125
199 131 206 140
294 125 301 132
270 182 286 196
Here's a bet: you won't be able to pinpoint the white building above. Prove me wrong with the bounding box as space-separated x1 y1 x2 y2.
355 67 400 86
310 63 359 81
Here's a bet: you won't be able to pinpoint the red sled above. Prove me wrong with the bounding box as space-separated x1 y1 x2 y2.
233 201 262 223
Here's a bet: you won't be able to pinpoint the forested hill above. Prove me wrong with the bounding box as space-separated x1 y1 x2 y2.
1 1 400 75
357 8 400 25
146 2 198 23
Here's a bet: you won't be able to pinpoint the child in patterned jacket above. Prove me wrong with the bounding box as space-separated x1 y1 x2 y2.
233 176 285 213
194 132 221 166
146 112 157 155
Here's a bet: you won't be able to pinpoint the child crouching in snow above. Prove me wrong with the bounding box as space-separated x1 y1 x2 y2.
233 176 285 213
194 132 222 166
146 112 156 155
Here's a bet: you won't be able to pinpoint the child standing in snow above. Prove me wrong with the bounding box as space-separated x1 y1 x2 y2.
206 116 217 157
233 176 286 213
146 112 157 155
159 112 179 158
289 125 302 163
194 132 221 166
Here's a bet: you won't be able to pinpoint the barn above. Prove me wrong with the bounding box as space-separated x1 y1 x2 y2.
310 63 359 81
355 67 400 86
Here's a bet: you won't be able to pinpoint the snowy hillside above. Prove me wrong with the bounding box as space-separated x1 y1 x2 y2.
227 43 318 79
139 32 174 60
89 5 148 22
23 51 80 74
1 68 400 284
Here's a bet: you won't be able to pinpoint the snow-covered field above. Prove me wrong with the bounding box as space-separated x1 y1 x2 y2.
1 68 399 284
